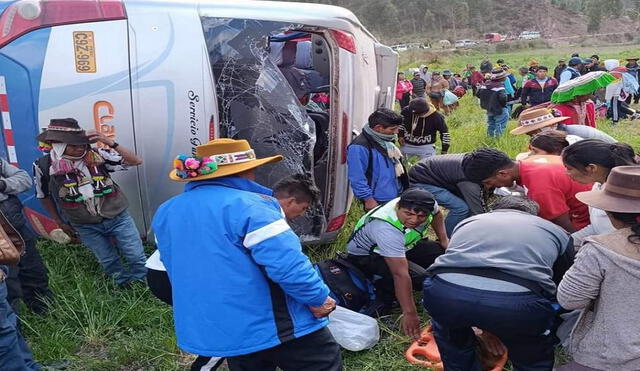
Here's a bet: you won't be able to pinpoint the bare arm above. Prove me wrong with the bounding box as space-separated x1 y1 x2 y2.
86 130 142 166
385 257 420 339
430 210 449 249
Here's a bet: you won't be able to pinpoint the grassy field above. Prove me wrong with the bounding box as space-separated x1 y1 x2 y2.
21 45 640 370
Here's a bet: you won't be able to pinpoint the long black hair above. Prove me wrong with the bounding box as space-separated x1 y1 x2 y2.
562 139 637 177
608 212 640 244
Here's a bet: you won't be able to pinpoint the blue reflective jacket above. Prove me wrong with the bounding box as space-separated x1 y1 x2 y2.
152 177 329 357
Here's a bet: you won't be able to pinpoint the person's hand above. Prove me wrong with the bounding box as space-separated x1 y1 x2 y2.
57 223 78 242
363 198 379 211
85 130 115 147
401 312 421 340
474 328 507 357
439 238 449 250
309 296 336 318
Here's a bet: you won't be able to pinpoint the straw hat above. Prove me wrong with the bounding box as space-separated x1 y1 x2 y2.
576 166 640 213
626 56 639 61
510 108 569 135
169 138 282 182
36 118 93 145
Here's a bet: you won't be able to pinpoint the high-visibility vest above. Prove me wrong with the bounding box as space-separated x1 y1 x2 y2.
350 198 433 254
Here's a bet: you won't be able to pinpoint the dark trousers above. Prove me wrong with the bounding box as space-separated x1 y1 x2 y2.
348 240 444 305
227 327 342 371
625 93 640 104
147 268 223 370
6 235 52 315
398 93 411 109
423 276 556 371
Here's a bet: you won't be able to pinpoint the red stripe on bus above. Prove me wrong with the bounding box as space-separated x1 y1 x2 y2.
0 95 8 112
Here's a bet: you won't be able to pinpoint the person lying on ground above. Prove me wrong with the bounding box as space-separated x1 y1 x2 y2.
462 147 592 233
346 188 448 339
562 140 638 247
515 130 575 160
347 109 407 211
424 196 573 371
557 166 640 371
408 154 487 237
510 107 616 143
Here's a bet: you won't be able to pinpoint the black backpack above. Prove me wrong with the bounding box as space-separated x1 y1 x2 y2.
314 254 376 314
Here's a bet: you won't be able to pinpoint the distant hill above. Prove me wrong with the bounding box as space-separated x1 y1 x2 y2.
285 0 640 43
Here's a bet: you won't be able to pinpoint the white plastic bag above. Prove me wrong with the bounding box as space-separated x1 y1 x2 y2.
327 306 380 351
443 89 459 105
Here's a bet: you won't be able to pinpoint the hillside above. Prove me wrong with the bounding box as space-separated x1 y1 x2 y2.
285 0 640 43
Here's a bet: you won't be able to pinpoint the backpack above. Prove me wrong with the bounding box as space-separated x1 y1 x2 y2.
314 254 377 315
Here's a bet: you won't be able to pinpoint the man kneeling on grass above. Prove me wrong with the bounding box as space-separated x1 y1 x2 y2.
345 188 448 339
424 196 573 371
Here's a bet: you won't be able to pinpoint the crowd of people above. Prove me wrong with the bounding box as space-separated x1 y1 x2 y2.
397 54 640 140
0 54 638 371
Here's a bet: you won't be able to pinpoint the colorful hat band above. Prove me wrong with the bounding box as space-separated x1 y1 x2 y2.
46 126 84 132
173 149 257 179
208 149 257 165
520 113 555 127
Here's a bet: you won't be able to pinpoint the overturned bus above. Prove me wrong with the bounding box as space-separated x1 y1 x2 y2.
0 0 398 243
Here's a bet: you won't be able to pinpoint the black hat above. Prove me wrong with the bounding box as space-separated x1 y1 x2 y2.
399 188 436 214
36 118 93 145
408 98 433 116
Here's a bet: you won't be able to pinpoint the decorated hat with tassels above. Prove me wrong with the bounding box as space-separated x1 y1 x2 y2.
169 138 283 182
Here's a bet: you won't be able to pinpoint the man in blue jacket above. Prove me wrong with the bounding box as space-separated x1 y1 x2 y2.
152 138 341 370
347 108 408 211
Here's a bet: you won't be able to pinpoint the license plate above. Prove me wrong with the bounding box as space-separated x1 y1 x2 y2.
73 31 96 73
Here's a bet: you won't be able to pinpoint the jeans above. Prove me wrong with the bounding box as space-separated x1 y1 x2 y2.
227 327 342 371
0 273 40 371
413 184 470 237
423 276 556 371
486 107 509 138
71 211 147 285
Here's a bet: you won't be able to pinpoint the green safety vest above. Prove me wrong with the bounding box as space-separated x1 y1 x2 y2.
350 198 433 254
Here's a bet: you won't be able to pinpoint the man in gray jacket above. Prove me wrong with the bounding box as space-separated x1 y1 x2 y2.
0 158 52 314
423 196 573 371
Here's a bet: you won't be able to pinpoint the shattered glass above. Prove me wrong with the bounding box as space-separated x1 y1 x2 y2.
201 18 326 240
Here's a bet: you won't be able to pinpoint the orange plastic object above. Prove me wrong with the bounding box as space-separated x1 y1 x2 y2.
405 326 444 370
405 326 509 371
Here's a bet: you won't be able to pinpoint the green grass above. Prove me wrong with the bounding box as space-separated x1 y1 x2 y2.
21 45 640 370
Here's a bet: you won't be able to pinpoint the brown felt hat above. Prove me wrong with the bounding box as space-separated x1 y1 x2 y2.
576 166 640 213
510 108 569 135
36 118 93 145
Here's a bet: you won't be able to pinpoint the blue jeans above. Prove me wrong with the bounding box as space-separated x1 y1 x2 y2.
423 276 556 371
486 107 509 138
0 273 40 371
413 184 469 237
71 211 147 285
